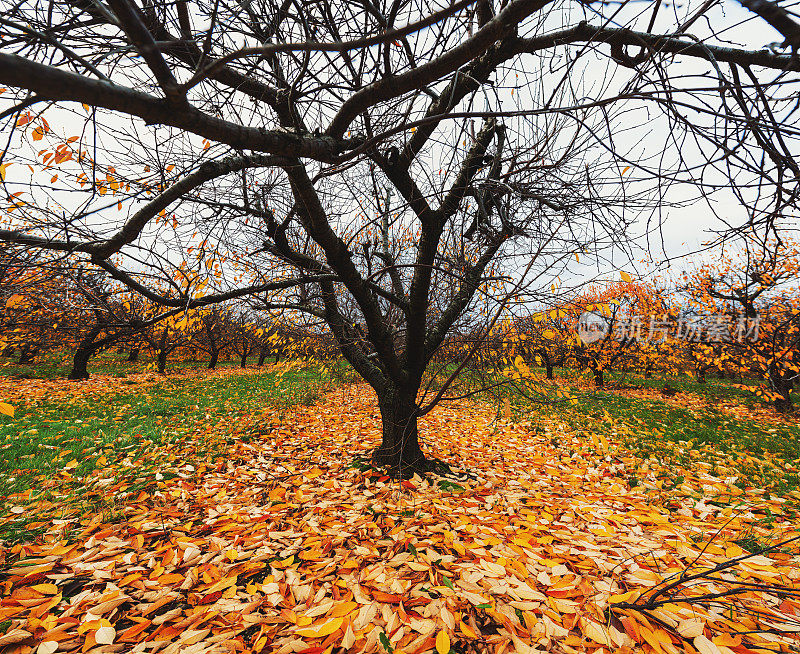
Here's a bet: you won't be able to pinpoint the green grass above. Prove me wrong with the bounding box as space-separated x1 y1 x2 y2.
498 368 800 497
0 361 334 544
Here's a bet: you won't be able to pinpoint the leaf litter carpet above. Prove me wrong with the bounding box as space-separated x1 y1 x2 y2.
1 385 798 654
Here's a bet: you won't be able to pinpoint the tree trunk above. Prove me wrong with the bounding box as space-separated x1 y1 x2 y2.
208 347 219 369
18 343 37 364
69 328 102 380
372 388 427 478
257 347 268 366
157 331 168 374
593 368 604 388
127 347 140 362
240 349 249 368
772 375 794 414
538 350 553 380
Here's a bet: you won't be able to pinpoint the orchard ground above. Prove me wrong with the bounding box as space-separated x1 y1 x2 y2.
0 355 798 654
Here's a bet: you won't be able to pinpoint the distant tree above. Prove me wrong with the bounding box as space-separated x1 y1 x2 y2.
681 236 800 413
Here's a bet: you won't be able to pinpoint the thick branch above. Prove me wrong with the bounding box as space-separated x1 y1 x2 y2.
0 53 359 161
105 0 182 102
326 0 553 137
284 161 405 382
514 21 800 71
738 0 800 48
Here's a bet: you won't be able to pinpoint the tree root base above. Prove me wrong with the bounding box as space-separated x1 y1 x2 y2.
355 451 476 481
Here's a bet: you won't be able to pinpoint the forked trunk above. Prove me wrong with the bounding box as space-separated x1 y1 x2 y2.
372 388 428 478
257 347 268 366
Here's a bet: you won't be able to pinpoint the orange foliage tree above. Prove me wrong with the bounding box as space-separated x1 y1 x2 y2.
680 237 800 413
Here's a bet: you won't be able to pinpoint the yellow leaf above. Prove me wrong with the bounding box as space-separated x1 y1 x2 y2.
459 620 477 638
620 271 632 283
436 630 450 654
64 459 78 469
0 402 14 417
295 616 344 638
713 634 741 647
0 162 12 180
206 575 237 594
622 165 631 174
608 590 638 603
329 601 358 618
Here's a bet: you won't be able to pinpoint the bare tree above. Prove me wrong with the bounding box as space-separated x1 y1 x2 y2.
0 0 798 474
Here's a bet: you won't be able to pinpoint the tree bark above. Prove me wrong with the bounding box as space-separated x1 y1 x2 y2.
157 330 168 374
538 350 554 379
371 387 428 478
208 347 219 369
18 343 38 364
69 327 102 380
593 368 604 388
127 347 140 362
772 375 794 414
257 346 268 366
240 349 249 367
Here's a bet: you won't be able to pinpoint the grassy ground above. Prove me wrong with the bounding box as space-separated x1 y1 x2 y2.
3 353 798 544
0 359 333 544
502 368 800 498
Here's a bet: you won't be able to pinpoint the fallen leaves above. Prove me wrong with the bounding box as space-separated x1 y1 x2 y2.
1 380 798 654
